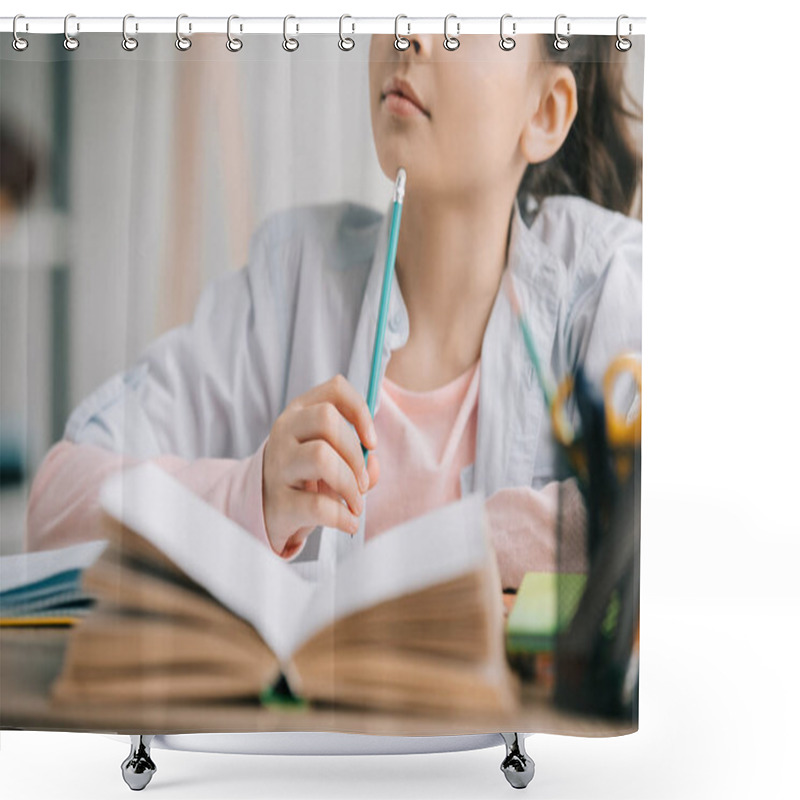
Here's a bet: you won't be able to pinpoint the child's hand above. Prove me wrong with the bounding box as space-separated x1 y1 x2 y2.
261 374 380 558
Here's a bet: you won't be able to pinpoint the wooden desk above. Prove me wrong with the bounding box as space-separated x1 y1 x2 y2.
0 626 634 738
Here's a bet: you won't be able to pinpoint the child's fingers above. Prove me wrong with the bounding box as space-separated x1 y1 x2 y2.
301 374 377 451
287 485 360 535
366 451 380 490
293 402 370 492
316 480 341 501
287 440 363 517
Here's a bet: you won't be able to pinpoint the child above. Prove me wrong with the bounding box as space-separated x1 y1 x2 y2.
25 33 641 590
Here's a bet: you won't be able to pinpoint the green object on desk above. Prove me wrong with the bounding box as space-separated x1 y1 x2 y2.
506 572 587 653
259 673 309 710
506 572 621 653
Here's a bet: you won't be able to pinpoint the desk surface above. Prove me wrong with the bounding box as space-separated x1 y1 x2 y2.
0 626 635 738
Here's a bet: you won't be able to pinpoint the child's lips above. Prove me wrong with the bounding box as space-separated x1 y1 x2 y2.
382 91 429 118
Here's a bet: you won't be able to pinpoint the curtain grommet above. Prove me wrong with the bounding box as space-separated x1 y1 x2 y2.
554 14 570 51
282 15 299 52
175 14 192 51
338 14 355 51
616 15 633 51
63 14 80 51
122 14 139 51
499 14 515 51
12 15 29 52
394 15 411 51
226 15 243 52
443 14 460 51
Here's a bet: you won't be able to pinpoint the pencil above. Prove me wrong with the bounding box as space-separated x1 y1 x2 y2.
363 167 407 466
504 274 555 409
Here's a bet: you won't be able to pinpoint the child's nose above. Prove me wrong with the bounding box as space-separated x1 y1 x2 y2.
403 34 431 57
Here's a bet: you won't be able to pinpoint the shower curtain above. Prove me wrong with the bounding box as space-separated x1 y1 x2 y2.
0 24 643 739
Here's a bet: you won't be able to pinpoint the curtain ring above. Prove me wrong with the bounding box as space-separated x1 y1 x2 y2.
175 14 192 51
227 15 243 52
338 14 355 51
499 13 515 51
12 15 29 52
283 15 299 51
122 14 139 51
616 15 632 51
394 15 410 51
63 13 79 51
443 14 460 51
554 14 570 51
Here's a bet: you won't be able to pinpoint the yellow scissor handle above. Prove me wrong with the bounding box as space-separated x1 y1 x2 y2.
550 352 641 449
603 352 641 448
550 375 588 481
551 374 576 447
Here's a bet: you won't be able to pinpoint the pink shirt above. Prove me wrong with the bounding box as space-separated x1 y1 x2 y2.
25 373 586 589
24 437 270 559
365 360 480 542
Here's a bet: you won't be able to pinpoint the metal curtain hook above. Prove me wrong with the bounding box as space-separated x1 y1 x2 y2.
499 13 515 51
227 15 243 51
616 15 632 51
394 15 410 51
63 13 79 51
175 14 192 50
12 14 29 52
554 14 570 51
122 14 139 51
443 14 460 51
339 14 355 51
283 15 299 51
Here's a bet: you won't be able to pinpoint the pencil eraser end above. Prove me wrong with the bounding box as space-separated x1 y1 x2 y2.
394 168 407 202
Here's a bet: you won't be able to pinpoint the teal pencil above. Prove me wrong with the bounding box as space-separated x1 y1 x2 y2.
362 167 407 466
504 275 555 409
505 275 576 446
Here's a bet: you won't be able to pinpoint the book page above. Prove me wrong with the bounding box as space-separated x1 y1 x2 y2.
1 539 108 593
98 462 316 663
287 491 492 654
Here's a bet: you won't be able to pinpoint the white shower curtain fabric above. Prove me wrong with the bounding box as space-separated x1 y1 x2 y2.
0 30 643 737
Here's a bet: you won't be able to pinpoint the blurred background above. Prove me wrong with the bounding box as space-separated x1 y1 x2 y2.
0 32 643 554
0 33 385 554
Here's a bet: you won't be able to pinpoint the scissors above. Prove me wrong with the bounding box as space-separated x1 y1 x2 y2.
549 354 641 717
504 273 641 483
550 352 642 485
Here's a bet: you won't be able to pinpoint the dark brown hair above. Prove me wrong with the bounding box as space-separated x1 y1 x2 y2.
0 120 38 209
518 36 643 218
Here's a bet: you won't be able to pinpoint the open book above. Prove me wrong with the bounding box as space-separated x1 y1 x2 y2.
50 462 520 717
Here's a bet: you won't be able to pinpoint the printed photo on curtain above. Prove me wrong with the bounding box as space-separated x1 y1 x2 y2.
0 20 643 769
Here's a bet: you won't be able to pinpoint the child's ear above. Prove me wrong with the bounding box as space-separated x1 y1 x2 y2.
520 66 578 165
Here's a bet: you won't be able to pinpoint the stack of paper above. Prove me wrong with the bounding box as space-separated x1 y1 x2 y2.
0 540 107 625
